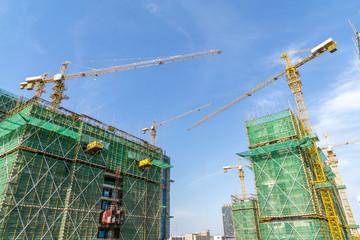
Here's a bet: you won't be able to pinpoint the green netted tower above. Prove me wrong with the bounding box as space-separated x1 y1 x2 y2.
232 198 261 240
238 109 351 240
0 89 172 239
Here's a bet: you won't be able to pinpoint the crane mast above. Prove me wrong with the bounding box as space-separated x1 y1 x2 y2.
21 50 221 110
223 157 247 199
189 38 345 240
281 43 344 239
322 134 360 237
188 39 335 130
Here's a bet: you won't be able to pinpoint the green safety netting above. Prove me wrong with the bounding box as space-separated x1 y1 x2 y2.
240 109 344 239
81 134 110 149
260 218 331 239
0 89 27 121
237 137 313 159
245 110 300 147
0 94 170 239
232 200 261 240
318 148 328 162
152 160 173 169
0 112 79 140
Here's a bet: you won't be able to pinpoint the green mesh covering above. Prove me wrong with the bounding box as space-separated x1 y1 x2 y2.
241 109 344 239
260 218 331 239
0 150 103 239
152 160 173 168
0 89 26 121
121 177 161 239
0 90 170 239
250 146 317 217
239 137 313 157
245 110 300 147
232 200 261 240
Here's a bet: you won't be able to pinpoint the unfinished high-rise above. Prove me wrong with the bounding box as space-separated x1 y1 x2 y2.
238 109 352 239
0 88 172 239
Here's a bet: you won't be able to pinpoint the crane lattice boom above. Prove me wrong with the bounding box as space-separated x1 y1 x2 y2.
190 38 346 240
21 49 221 110
188 39 336 130
142 103 213 145
321 134 360 237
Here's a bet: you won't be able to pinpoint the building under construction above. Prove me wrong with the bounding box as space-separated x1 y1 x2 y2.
237 109 354 239
231 196 260 240
0 88 172 239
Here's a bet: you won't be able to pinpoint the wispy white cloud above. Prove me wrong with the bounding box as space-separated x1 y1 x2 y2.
187 171 222 189
312 58 360 139
310 57 360 222
30 42 46 55
263 40 310 68
172 207 196 218
144 3 160 14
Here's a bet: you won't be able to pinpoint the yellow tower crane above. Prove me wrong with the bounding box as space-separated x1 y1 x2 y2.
142 103 213 145
223 157 248 199
20 50 221 111
188 38 345 240
349 11 360 59
321 134 360 237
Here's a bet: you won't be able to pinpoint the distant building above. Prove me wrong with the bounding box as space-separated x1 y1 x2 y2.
170 237 185 240
222 204 235 240
171 230 210 240
212 236 224 240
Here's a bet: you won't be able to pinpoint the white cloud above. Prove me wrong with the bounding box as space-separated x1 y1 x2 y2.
172 207 196 218
187 171 222 189
144 3 159 14
31 42 46 55
310 57 360 223
312 59 360 138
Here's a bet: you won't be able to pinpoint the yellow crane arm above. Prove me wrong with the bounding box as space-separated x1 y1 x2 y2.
321 138 360 150
321 133 360 237
155 103 214 128
20 49 221 111
188 70 286 130
188 38 336 130
142 102 213 145
21 50 222 87
66 50 221 80
223 157 248 199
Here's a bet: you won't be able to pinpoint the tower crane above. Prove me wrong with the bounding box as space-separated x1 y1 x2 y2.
321 134 360 237
142 103 213 145
349 10 360 59
223 157 249 199
20 50 221 110
188 38 345 240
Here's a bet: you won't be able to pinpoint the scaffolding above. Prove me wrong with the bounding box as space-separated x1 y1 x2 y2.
231 199 261 240
0 89 26 121
0 90 172 239
238 109 351 240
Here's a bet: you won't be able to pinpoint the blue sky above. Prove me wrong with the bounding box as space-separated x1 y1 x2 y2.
2 0 360 236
